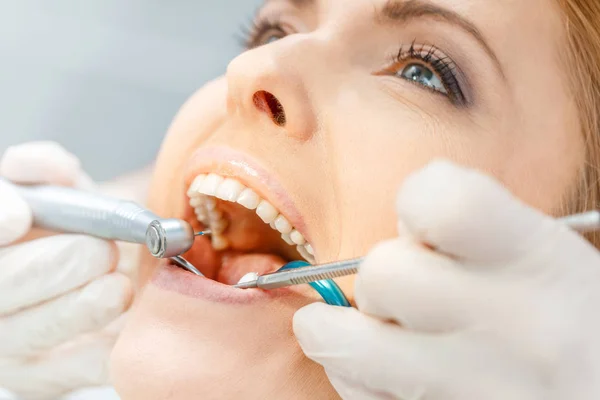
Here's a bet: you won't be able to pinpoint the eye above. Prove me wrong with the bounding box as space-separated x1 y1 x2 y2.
397 63 448 94
382 43 467 107
257 28 286 46
241 17 289 49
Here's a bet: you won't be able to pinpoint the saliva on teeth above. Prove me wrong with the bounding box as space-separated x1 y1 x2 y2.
187 173 315 263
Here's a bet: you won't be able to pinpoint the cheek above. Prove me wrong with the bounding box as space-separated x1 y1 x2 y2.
147 77 229 215
328 107 490 256
499 105 585 213
324 87 541 262
328 96 583 268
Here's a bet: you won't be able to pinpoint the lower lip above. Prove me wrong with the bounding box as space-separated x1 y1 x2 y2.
152 261 296 304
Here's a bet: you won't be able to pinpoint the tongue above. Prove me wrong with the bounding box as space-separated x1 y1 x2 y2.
217 253 287 285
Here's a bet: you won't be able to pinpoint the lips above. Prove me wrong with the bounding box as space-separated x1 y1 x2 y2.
154 261 299 304
183 146 309 235
163 145 313 292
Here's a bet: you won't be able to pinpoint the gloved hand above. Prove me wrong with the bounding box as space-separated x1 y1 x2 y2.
294 161 600 400
0 142 133 400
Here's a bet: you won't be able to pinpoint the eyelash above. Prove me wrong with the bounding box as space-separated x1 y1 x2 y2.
238 16 287 50
392 42 466 106
240 17 467 106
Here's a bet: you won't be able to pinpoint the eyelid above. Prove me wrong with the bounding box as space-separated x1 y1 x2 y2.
376 65 449 102
378 43 470 107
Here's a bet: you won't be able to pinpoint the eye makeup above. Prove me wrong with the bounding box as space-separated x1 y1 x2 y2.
377 40 469 107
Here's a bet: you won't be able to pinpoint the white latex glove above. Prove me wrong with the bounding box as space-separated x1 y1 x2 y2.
0 142 133 400
294 161 600 400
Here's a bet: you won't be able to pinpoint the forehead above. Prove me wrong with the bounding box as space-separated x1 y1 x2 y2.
275 0 559 22
268 0 564 51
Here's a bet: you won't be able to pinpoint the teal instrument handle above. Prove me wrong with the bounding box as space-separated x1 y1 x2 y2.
278 261 351 307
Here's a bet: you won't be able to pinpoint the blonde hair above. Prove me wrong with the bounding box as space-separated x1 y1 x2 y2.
558 0 600 248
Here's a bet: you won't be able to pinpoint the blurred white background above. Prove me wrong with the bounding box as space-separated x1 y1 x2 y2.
0 0 261 180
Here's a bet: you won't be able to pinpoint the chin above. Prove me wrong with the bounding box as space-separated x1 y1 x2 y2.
109 274 339 399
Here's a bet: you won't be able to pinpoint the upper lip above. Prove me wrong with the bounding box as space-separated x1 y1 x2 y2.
183 145 309 242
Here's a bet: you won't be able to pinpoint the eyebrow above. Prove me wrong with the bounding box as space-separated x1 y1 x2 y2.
379 0 505 79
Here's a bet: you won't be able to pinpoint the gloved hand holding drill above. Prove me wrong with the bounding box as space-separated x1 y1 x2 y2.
0 142 134 400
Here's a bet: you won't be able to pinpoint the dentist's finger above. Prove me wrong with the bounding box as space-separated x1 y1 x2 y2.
0 235 118 315
355 238 489 330
0 273 132 357
0 179 32 246
0 141 94 189
294 304 435 398
0 142 97 246
396 160 570 266
294 303 541 400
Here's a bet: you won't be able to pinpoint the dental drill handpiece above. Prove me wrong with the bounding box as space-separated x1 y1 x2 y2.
3 178 205 275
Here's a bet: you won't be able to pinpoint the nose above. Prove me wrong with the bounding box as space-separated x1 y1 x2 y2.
225 39 316 141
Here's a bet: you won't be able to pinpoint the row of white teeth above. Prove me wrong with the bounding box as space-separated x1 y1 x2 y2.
186 173 315 263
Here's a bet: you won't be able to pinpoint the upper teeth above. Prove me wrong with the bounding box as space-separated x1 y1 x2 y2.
187 173 314 263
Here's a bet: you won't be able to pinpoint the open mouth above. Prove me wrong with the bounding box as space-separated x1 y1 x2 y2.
180 172 314 285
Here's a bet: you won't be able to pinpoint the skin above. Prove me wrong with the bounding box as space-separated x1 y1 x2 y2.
110 0 584 398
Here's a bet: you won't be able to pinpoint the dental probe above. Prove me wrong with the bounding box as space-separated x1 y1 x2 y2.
2 178 209 275
234 210 600 290
234 258 362 290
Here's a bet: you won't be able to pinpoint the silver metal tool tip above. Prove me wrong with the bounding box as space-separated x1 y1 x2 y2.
170 256 203 276
233 272 259 289
195 230 212 236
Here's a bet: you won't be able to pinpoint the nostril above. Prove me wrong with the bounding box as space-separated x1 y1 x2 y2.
252 90 286 126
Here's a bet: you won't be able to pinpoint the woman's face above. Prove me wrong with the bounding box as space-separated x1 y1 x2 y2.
111 0 583 398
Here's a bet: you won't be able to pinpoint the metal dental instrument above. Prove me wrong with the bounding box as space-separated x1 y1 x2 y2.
3 178 210 275
170 256 203 276
234 258 363 289
234 210 600 290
